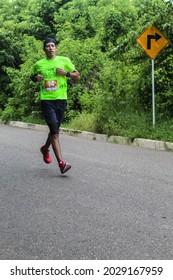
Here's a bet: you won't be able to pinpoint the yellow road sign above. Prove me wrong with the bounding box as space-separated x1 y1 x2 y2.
136 26 169 59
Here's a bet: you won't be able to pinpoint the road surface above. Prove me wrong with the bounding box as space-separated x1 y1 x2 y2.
0 124 173 259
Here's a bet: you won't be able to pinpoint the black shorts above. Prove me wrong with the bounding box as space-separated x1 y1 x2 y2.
41 100 67 135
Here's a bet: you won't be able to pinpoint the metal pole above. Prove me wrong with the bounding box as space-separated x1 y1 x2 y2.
152 59 155 126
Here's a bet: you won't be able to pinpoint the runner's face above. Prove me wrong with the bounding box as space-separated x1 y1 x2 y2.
44 42 56 58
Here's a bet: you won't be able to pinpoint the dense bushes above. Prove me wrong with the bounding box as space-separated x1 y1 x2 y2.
0 0 173 136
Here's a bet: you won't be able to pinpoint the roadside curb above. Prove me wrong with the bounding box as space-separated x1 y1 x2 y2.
1 120 173 152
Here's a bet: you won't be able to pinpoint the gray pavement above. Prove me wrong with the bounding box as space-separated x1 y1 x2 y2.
0 123 173 260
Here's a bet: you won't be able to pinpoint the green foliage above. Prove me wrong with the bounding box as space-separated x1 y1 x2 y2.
0 0 173 142
1 36 43 120
67 112 97 133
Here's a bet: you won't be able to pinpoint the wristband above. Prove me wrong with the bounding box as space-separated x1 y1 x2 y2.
66 72 70 77
30 74 38 82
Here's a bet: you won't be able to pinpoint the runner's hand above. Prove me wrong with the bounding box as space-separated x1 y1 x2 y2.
56 68 66 76
37 74 44 82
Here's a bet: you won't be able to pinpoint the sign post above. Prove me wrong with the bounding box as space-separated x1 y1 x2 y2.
152 59 155 126
136 26 168 126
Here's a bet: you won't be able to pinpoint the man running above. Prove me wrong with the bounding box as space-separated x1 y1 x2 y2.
30 38 80 174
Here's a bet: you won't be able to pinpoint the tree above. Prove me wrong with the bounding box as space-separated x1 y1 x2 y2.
0 0 173 130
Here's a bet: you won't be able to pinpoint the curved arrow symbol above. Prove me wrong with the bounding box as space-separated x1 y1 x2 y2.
147 33 162 49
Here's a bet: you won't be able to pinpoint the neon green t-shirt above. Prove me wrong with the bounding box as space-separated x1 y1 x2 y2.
32 56 75 100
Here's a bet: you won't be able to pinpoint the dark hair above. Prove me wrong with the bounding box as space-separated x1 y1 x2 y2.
43 38 56 49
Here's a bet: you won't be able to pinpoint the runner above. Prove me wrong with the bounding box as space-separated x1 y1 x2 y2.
30 38 80 174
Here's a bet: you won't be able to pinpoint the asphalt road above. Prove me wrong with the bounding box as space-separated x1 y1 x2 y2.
0 123 173 260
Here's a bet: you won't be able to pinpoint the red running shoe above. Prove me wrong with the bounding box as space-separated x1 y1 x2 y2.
59 161 71 174
40 146 52 164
